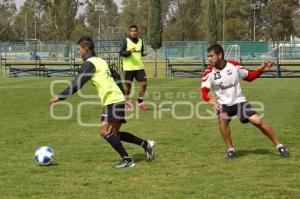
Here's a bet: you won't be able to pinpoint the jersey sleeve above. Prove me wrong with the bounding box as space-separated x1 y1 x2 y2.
201 68 213 102
237 66 249 79
228 60 249 80
201 68 212 89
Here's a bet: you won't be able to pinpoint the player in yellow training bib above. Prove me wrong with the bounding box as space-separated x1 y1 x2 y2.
49 36 156 169
120 25 149 111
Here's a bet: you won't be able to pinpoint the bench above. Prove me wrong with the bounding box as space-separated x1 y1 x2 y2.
1 58 81 77
165 58 300 78
166 59 207 77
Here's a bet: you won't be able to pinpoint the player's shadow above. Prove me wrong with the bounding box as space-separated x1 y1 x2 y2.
237 149 276 157
132 153 149 163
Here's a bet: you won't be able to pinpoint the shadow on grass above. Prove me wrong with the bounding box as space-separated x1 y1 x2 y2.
132 153 148 163
237 149 276 157
43 162 59 167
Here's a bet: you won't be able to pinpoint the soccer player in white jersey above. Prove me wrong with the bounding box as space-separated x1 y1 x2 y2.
201 44 289 159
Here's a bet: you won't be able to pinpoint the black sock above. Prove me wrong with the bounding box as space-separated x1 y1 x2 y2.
137 97 143 103
119 131 148 149
104 133 129 159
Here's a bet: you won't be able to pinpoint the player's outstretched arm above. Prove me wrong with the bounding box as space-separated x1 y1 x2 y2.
243 61 274 82
258 61 274 72
48 62 95 105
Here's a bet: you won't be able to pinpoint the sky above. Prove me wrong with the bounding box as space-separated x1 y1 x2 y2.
15 0 123 12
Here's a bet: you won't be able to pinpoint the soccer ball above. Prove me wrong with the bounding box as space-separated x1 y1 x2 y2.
34 146 55 166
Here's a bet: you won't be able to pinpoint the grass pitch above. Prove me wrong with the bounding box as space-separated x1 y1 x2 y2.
0 77 299 199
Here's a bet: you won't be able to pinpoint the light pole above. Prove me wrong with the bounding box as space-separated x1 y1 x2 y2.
253 5 256 41
25 12 28 40
95 3 104 41
251 0 264 41
223 0 226 41
34 10 37 40
98 8 101 41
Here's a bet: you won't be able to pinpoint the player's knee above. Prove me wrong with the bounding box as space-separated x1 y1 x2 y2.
99 128 109 137
125 83 132 89
141 81 147 87
251 118 262 127
111 128 118 134
218 114 229 124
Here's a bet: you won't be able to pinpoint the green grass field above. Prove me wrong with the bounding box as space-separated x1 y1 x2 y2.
0 77 300 199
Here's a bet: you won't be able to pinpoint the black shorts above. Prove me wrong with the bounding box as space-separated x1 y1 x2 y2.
217 102 257 123
124 69 147 83
101 102 126 123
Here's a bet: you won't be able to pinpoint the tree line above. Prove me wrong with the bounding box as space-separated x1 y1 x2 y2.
0 0 299 42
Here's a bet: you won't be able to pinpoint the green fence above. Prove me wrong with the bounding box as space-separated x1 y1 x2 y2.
1 41 300 62
162 41 300 61
1 40 300 78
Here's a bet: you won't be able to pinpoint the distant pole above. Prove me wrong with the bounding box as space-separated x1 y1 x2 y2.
34 12 37 39
251 1 264 42
253 8 256 41
98 10 101 41
95 2 102 41
25 12 28 40
222 0 225 41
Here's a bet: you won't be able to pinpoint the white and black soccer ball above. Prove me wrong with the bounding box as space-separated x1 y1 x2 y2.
34 146 55 166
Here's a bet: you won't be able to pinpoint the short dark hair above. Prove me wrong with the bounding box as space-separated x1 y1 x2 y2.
207 44 224 58
129 25 139 31
77 36 94 51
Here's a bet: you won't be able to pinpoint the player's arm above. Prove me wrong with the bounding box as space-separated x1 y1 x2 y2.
201 69 221 109
201 87 221 109
241 61 274 82
119 39 134 57
48 62 96 105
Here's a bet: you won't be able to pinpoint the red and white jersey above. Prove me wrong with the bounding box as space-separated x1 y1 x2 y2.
201 61 249 106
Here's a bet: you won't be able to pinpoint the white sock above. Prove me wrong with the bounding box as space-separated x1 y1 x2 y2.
228 148 235 152
276 144 283 149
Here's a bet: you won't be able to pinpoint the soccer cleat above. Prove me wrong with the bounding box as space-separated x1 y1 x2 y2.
145 140 156 161
136 102 149 111
278 146 289 158
227 150 236 159
125 100 132 111
114 158 135 169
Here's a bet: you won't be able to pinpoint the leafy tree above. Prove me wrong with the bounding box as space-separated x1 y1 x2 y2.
38 0 83 41
262 0 298 41
148 0 163 77
163 0 206 41
118 0 149 37
207 0 217 44
0 0 17 41
215 0 252 41
85 0 119 40
14 0 41 40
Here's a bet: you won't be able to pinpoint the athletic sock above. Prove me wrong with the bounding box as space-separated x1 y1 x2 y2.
104 132 129 158
228 148 235 152
137 97 144 104
119 131 148 149
276 144 283 149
